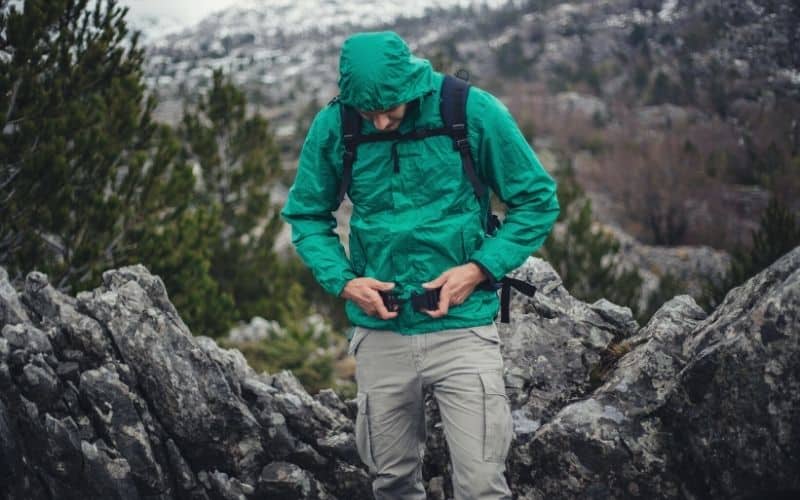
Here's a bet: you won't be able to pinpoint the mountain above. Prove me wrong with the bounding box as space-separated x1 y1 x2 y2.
141 0 799 123
140 0 517 125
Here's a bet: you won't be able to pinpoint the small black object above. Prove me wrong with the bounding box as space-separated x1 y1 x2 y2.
411 288 441 312
487 213 502 235
379 290 401 312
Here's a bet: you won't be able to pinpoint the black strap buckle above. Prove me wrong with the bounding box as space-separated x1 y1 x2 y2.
379 290 401 313
411 288 441 312
454 137 470 152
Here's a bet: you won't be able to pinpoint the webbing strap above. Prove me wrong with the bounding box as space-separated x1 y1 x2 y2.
498 277 537 323
377 279 536 322
338 104 362 204
356 127 450 144
441 75 483 199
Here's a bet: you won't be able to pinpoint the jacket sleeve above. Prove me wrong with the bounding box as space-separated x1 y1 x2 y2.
466 88 560 281
280 106 357 296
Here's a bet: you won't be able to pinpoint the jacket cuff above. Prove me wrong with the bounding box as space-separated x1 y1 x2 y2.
327 269 358 298
469 259 501 290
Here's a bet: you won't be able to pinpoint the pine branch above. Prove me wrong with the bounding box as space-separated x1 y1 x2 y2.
3 78 21 127
0 166 21 192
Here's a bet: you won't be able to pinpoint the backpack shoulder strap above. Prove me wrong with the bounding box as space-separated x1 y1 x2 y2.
338 101 361 205
440 75 483 199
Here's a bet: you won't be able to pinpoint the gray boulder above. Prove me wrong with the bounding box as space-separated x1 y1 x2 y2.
1 246 799 499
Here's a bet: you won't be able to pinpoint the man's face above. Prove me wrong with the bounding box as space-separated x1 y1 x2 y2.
358 103 406 132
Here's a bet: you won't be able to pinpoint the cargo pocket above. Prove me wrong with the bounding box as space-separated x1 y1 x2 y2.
479 369 512 463
355 391 377 473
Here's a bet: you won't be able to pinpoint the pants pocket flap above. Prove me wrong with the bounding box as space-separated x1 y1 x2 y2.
478 369 506 396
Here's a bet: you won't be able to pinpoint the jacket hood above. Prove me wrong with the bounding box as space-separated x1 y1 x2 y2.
338 31 436 111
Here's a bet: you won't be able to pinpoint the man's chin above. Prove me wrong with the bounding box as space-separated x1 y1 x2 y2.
378 123 401 132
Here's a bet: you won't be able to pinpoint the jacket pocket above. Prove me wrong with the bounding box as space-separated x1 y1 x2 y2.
355 391 377 472
479 369 513 463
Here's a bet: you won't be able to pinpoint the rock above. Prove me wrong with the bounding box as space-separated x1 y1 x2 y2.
515 294 706 499
78 265 268 484
0 267 29 327
1 247 799 498
22 271 114 365
2 323 52 355
80 439 140 499
598 223 732 314
499 258 639 423
256 461 331 499
79 365 167 494
659 246 800 498
0 264 359 499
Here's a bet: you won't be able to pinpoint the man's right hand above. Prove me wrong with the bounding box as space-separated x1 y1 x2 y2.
340 278 398 320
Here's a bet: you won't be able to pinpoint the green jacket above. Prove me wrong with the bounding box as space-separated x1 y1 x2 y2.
281 31 560 334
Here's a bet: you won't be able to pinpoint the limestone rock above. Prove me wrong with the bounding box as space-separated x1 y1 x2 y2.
1 247 798 499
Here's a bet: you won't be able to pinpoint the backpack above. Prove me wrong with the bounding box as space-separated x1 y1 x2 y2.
333 73 536 322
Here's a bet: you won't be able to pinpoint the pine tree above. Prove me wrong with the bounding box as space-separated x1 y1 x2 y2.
180 69 309 330
539 161 643 315
702 197 800 310
0 1 231 336
0 1 190 288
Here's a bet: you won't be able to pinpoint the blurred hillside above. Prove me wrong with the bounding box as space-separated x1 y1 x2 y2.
142 0 800 251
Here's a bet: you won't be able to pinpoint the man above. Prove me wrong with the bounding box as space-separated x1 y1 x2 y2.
281 31 559 499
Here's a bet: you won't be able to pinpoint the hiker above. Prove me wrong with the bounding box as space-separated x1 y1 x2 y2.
281 31 559 499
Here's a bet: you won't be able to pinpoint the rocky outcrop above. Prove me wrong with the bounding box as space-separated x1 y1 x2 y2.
0 265 368 500
2 246 799 499
503 246 800 499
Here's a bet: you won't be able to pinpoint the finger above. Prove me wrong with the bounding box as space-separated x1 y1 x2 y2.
361 302 376 317
371 293 398 320
367 279 395 291
422 273 447 289
425 286 450 318
438 286 451 315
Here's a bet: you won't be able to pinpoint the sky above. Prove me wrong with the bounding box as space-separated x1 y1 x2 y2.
121 0 241 27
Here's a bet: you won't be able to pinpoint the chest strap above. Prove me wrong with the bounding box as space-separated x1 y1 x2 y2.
336 75 484 205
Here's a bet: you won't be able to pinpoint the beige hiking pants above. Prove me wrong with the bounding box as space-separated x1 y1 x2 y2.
349 323 513 500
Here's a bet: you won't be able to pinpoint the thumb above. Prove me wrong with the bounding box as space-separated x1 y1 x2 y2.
372 280 395 291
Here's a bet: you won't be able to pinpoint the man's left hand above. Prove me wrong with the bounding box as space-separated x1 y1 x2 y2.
421 262 487 318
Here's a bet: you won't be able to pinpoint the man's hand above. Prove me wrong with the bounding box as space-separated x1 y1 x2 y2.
341 278 399 320
421 262 487 318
